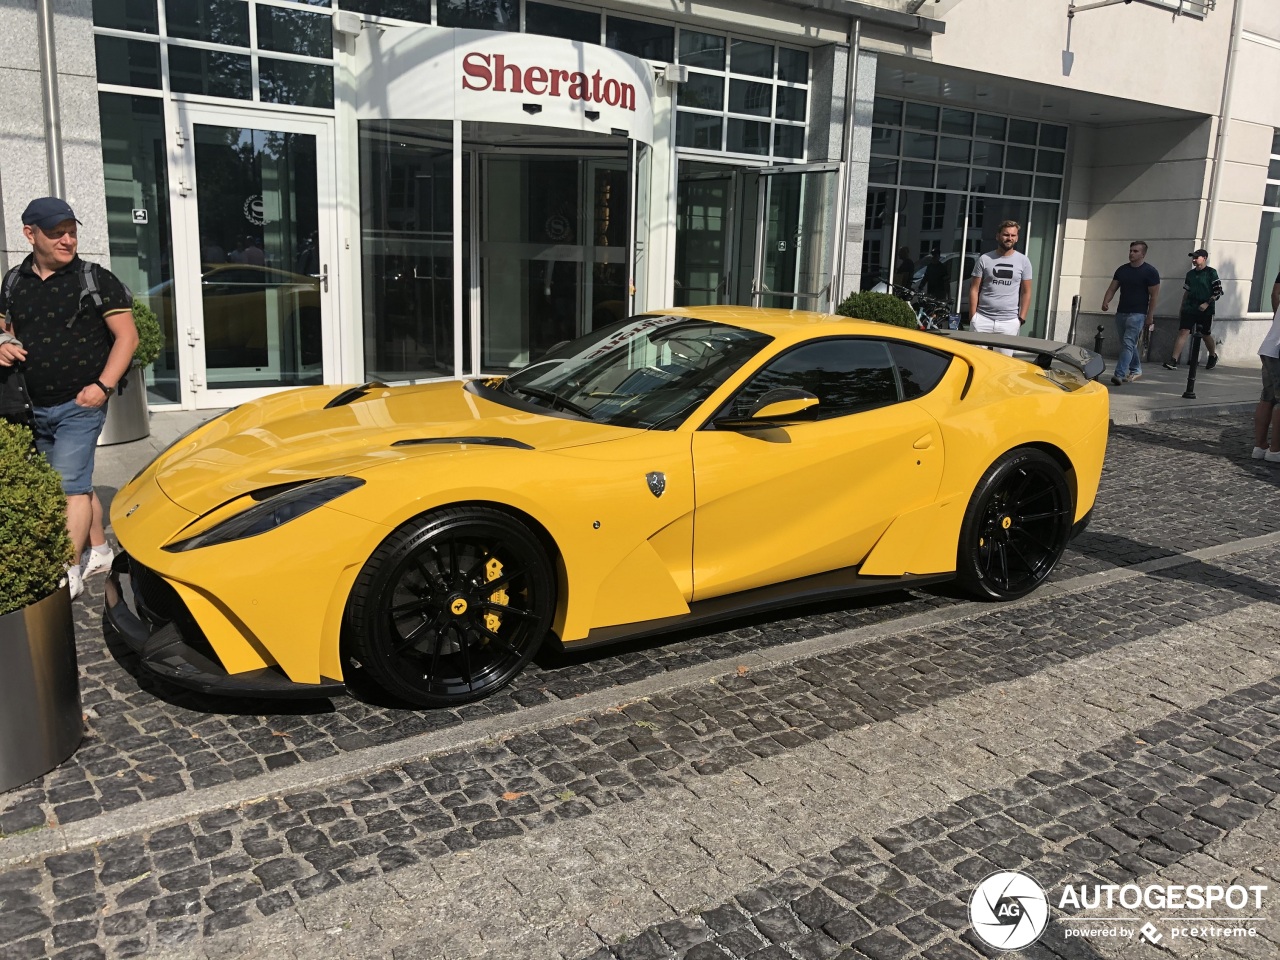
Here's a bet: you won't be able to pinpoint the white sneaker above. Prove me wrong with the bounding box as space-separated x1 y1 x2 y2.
66 565 83 600
1253 447 1268 460
83 545 115 579
1266 449 1280 463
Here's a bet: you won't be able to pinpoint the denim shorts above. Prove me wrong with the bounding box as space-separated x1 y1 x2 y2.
32 398 107 496
1263 355 1280 405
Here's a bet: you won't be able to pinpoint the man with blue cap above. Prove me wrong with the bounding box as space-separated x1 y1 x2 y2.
0 197 137 599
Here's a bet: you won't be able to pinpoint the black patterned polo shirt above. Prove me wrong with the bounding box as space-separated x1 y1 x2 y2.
0 254 132 406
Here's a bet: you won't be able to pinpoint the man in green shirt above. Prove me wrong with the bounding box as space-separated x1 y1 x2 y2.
1163 249 1223 370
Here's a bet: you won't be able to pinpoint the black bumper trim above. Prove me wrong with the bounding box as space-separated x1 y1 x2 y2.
1071 506 1094 541
104 554 345 700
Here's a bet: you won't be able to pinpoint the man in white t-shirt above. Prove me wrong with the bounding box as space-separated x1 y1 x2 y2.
1252 304 1280 462
968 220 1033 356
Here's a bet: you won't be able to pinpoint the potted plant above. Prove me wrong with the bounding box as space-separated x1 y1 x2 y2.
0 420 83 792
99 296 165 446
835 290 920 329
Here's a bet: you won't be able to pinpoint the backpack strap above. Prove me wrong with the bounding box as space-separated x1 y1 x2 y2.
74 261 106 328
2 266 20 301
0 266 20 334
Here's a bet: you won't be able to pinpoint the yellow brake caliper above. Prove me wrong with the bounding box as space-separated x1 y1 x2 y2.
484 557 508 640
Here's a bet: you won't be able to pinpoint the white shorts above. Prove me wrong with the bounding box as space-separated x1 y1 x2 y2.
970 313 1020 356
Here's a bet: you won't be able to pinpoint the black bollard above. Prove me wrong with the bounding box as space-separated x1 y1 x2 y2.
1094 324 1105 354
1182 320 1203 399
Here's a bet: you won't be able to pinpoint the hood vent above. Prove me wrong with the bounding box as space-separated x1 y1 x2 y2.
391 436 534 450
325 382 388 408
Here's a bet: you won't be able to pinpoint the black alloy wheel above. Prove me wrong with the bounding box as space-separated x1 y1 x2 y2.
344 507 555 708
956 448 1073 601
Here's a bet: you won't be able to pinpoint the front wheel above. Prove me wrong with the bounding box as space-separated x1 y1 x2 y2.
956 449 1073 601
344 508 555 708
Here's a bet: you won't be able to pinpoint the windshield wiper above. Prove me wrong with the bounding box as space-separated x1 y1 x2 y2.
504 382 594 419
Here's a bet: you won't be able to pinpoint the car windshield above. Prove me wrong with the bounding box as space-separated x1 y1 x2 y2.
481 314 772 429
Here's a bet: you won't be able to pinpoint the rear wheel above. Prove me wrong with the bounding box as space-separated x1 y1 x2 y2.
344 508 554 707
957 449 1073 601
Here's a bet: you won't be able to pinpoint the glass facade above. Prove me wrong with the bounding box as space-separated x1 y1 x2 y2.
675 30 810 161
93 0 336 108
1250 130 1280 313
98 92 176 401
865 96 1066 337
359 121 462 382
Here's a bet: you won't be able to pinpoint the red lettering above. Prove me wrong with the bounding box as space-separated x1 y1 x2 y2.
492 54 523 93
461 53 637 112
524 65 548 96
461 52 491 91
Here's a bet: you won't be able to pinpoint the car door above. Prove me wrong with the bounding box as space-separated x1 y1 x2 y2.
691 337 948 601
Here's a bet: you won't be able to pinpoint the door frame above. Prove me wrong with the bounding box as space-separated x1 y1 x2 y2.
168 102 339 409
750 162 842 312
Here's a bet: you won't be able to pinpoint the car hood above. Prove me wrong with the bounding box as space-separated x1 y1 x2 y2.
152 380 627 514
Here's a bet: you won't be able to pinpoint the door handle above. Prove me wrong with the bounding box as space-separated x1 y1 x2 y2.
913 434 933 450
309 265 329 293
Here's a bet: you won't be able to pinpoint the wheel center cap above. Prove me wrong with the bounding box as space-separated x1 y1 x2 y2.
1001 516 1012 530
449 596 469 616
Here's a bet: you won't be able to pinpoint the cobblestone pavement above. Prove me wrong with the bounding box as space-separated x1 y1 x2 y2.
1 414 1279 959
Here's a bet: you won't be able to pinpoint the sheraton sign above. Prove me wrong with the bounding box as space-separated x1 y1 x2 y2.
461 52 638 111
355 26 655 143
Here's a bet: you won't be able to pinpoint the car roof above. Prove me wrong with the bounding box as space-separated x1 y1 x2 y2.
652 305 897 339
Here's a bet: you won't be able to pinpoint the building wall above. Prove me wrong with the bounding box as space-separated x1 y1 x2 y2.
0 0 109 271
1058 117 1214 353
928 0 1229 118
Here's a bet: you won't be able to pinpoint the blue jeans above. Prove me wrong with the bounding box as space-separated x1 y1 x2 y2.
32 398 107 496
1114 312 1145 379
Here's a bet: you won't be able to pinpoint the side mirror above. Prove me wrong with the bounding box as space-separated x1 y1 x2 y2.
715 388 820 430
751 395 820 420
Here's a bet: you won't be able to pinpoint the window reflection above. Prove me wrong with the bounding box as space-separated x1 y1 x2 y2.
438 0 518 30
165 0 249 46
257 7 331 58
359 121 459 381
169 48 251 98
259 59 334 108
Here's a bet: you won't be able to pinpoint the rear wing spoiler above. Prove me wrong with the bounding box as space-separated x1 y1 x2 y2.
930 331 1106 381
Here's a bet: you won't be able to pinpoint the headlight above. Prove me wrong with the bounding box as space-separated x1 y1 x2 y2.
164 477 364 552
130 406 239 484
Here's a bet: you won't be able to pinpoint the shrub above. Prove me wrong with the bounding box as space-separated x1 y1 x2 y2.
0 421 72 615
132 296 165 369
835 291 918 329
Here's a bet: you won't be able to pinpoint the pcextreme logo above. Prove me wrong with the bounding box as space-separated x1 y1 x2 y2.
968 872 1269 949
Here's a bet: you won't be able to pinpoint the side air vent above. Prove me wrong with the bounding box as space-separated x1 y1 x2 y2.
391 436 534 450
324 382 388 408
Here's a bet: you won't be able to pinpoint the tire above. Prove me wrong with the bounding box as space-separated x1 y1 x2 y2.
344 507 555 707
956 448 1073 601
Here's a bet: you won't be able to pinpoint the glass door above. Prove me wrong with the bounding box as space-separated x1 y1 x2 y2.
674 162 739 306
170 104 337 407
476 152 629 372
751 163 840 312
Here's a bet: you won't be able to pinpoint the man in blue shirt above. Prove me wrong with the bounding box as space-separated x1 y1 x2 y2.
1101 241 1160 386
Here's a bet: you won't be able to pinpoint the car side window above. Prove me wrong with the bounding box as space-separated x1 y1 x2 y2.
888 342 953 399
725 338 900 421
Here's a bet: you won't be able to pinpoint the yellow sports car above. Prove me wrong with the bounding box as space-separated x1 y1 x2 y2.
105 307 1108 708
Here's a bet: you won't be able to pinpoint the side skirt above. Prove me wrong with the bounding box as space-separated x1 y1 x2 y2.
575 566 955 650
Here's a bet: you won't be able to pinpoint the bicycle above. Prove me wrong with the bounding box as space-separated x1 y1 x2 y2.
872 278 960 331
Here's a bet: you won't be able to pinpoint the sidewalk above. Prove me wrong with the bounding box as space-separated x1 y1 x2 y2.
94 360 1264 496
1102 358 1260 425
